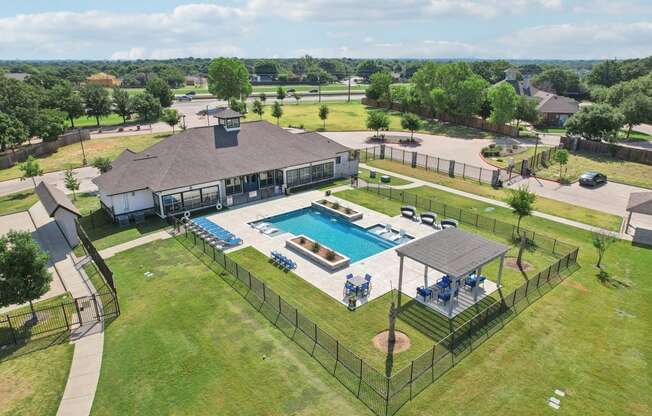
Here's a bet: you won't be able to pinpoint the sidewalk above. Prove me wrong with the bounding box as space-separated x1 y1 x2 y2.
360 163 631 240
98 229 174 258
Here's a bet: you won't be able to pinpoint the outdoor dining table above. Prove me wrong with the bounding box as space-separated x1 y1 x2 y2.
348 274 368 296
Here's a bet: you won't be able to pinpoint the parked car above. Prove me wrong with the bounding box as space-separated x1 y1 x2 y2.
176 95 192 102
185 91 196 96
286 88 296 93
309 89 318 93
579 171 607 187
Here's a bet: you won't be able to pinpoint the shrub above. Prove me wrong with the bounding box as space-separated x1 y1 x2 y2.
299 236 306 244
332 202 340 210
325 250 336 261
311 242 320 253
345 207 352 214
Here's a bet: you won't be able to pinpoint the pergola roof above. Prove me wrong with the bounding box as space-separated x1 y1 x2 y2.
396 228 509 278
626 192 652 215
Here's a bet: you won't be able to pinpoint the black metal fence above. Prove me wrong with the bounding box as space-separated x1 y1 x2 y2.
358 145 500 186
177 214 579 416
76 220 117 293
528 146 559 172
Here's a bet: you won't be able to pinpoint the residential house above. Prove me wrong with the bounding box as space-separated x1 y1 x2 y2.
3 72 30 81
86 72 121 87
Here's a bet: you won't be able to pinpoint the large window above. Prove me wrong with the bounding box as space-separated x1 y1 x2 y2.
162 193 182 214
224 118 240 129
183 189 201 207
286 162 335 188
225 177 243 196
202 186 218 203
259 170 276 188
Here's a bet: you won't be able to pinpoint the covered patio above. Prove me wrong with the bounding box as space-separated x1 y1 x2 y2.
624 192 652 246
395 228 509 318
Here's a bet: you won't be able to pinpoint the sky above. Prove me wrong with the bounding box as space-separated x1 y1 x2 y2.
0 0 651 61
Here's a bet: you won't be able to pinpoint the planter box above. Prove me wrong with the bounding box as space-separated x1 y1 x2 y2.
312 200 363 222
286 235 350 272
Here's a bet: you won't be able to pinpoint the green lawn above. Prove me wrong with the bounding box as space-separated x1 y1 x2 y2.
68 113 125 128
487 145 551 169
0 190 39 216
0 133 169 182
357 167 412 186
535 151 652 189
363 158 623 231
91 238 370 416
537 127 652 142
249 101 497 139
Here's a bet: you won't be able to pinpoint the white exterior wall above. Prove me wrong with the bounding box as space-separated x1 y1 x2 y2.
110 189 154 216
334 151 359 178
53 210 80 247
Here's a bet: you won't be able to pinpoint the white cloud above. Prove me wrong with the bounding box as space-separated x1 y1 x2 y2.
293 40 480 58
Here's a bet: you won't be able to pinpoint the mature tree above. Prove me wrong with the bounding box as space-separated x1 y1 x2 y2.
228 98 247 114
356 60 384 80
276 86 286 104
318 104 330 130
554 149 569 181
253 60 279 77
145 78 174 108
0 77 44 137
532 67 581 96
158 66 185 88
112 87 132 124
514 96 540 130
505 185 536 234
252 99 264 119
161 108 181 133
271 101 283 126
592 231 617 269
392 84 420 113
92 156 112 173
565 104 625 142
259 92 267 103
130 92 162 126
305 66 334 83
207 57 252 100
366 71 393 107
619 93 652 139
400 113 422 141
487 82 519 125
81 84 112 127
48 82 84 128
0 230 52 322
18 156 43 187
0 112 28 152
63 168 80 200
33 109 67 142
587 60 623 87
366 110 390 137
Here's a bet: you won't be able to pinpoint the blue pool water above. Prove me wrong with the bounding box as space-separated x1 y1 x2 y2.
263 207 397 262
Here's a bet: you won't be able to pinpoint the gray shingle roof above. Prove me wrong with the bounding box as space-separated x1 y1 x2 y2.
35 182 81 217
213 108 243 118
626 192 652 215
93 120 351 195
396 228 509 277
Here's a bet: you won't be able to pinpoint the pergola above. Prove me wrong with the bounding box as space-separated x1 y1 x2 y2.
625 192 652 245
395 228 510 318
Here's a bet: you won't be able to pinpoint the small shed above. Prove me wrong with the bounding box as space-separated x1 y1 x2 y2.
35 182 81 247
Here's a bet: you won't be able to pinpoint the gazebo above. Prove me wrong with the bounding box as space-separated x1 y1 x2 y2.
625 192 652 246
395 228 510 318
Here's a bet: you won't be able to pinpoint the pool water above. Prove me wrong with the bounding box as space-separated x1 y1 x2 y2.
262 207 398 262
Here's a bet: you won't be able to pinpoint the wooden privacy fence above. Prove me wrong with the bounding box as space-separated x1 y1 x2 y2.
0 129 91 169
177 208 579 415
560 136 652 166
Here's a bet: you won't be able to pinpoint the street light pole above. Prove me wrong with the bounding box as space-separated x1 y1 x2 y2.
532 133 540 172
78 129 87 166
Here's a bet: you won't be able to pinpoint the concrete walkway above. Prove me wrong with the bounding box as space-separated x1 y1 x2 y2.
360 163 631 240
98 229 174 259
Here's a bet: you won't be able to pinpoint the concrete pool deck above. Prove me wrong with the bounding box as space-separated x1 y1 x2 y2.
201 189 499 315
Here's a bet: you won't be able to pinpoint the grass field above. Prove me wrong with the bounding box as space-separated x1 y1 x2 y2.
357 167 412 186
0 190 39 216
122 83 370 97
250 101 497 139
534 151 652 189
487 145 551 169
363 158 623 231
537 127 652 142
68 113 125 128
91 238 371 415
0 133 169 182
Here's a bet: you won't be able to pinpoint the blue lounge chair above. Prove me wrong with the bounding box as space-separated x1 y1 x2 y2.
346 273 354 280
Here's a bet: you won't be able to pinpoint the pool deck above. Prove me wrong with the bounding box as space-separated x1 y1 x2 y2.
204 189 488 314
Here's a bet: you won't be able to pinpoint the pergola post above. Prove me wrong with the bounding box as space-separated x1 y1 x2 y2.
497 254 505 288
397 255 405 308
448 277 457 317
624 210 633 234
423 265 429 288
473 266 482 302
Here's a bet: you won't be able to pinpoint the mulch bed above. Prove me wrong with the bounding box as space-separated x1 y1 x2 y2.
372 330 411 353
365 135 423 147
291 236 344 262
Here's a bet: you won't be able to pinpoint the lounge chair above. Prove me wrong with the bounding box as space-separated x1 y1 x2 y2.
223 237 243 246
420 212 437 226
441 219 459 229
401 205 417 220
262 227 279 235
253 222 271 232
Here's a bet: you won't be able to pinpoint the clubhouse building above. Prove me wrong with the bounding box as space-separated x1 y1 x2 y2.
94 110 359 222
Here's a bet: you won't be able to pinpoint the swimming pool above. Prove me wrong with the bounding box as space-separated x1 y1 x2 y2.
260 207 400 262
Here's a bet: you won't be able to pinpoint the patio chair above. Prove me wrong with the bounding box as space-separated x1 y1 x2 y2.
346 273 354 280
344 281 355 296
436 275 452 289
440 219 459 229
417 286 433 301
360 282 370 296
419 212 437 226
463 276 477 290
401 205 417 221
364 273 372 282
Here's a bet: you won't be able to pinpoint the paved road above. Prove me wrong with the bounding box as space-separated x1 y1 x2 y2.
0 166 98 197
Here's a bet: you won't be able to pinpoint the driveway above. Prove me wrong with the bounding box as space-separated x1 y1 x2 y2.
0 166 99 197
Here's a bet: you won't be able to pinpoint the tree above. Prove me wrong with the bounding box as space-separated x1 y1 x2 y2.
400 113 422 141
92 156 112 173
207 57 252 100
63 168 80 200
161 108 181 133
259 92 267 104
587 60 623 87
0 77 43 137
318 104 329 130
81 84 112 127
366 71 393 107
253 60 279 77
619 93 652 139
592 231 616 269
252 99 264 119
145 78 174 108
505 185 536 234
228 98 247 114
48 82 84 128
554 149 569 181
565 104 625 142
293 93 301 105
487 82 519 124
366 110 390 137
514 96 540 130
0 112 28 152
276 86 286 104
356 59 384 80
130 92 162 127
532 68 581 96
19 156 43 187
112 87 132 124
158 66 185 88
271 101 283 126
33 109 67 142
0 230 52 322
